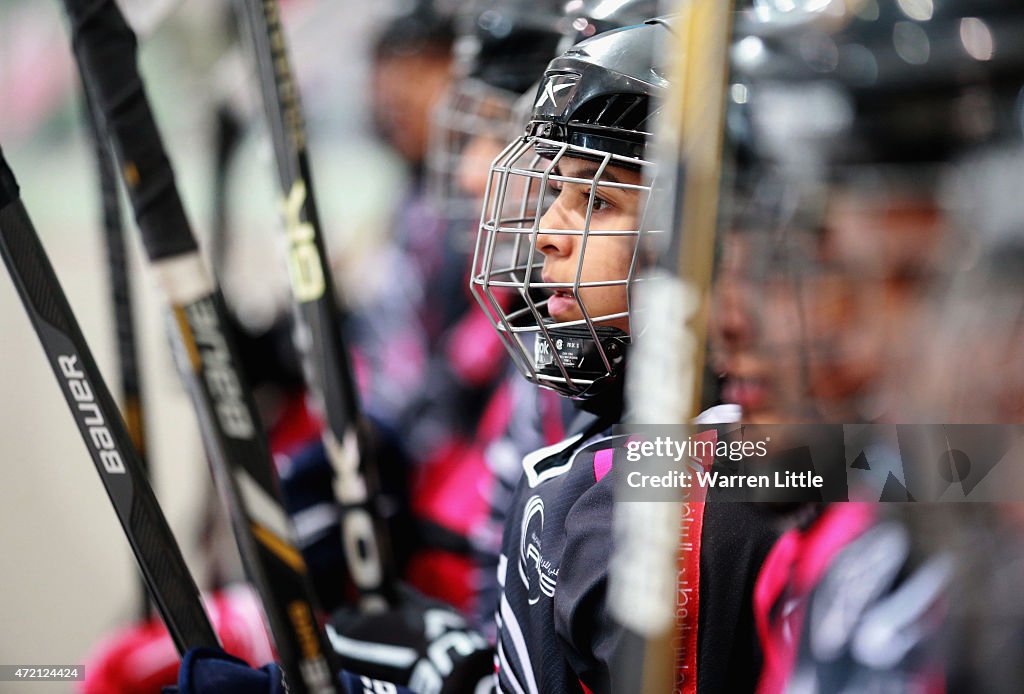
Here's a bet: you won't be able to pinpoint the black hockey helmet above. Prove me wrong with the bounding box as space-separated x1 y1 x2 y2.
730 0 1024 171
501 0 662 160
470 18 674 398
454 0 568 94
428 0 569 222
528 17 671 163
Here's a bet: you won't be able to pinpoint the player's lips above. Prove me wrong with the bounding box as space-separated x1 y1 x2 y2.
546 291 578 320
544 275 578 320
721 375 771 413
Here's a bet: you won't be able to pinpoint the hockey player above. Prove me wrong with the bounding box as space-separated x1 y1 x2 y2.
392 0 668 637
426 0 563 228
465 17 777 694
165 15 778 694
709 2 1024 692
329 0 665 631
323 0 575 623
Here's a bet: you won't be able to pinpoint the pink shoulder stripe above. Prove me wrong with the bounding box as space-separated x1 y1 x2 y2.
593 448 614 482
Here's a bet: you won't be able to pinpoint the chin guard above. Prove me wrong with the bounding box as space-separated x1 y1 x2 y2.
534 323 629 398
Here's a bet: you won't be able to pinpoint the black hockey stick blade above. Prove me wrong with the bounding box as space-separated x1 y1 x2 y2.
61 1 345 691
0 147 217 656
232 0 397 609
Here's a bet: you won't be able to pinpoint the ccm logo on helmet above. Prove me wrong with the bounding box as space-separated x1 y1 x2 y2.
58 354 125 475
534 73 579 115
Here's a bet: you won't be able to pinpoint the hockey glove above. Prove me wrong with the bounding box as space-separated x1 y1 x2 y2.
172 647 415 694
328 585 495 694
174 648 287 694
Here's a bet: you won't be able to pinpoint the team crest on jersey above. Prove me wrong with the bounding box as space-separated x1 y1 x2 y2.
534 72 580 117
519 495 557 604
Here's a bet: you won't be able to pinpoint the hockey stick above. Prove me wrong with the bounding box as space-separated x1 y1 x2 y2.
195 96 245 594
231 0 397 610
0 147 218 656
60 2 344 692
612 3 735 692
83 90 153 622
209 99 244 280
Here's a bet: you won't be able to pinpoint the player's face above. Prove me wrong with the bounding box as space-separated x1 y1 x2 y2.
372 51 453 164
804 190 946 420
454 94 515 199
713 186 947 423
534 156 641 333
712 230 816 423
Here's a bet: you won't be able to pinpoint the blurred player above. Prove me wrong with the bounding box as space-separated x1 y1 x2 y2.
709 2 1024 692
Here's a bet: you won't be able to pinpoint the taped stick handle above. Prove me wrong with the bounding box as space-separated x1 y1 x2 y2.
65 0 195 261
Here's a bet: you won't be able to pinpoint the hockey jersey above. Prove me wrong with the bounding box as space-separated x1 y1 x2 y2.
495 414 779 694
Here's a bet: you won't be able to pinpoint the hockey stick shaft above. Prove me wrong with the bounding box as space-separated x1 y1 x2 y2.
232 0 396 609
210 100 243 279
613 3 735 692
83 89 153 622
0 148 217 655
61 2 344 691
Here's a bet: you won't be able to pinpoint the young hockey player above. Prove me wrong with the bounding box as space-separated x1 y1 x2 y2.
290 0 575 625
462 17 777 694
165 15 779 694
298 0 667 636
83 4 645 691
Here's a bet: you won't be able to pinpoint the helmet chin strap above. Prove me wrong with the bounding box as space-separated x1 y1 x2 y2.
533 322 629 399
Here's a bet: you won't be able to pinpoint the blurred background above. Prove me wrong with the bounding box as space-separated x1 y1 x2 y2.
0 0 404 689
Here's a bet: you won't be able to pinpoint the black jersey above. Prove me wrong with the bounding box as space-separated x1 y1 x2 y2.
494 420 779 694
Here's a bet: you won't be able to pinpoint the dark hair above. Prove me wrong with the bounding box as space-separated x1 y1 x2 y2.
372 1 455 61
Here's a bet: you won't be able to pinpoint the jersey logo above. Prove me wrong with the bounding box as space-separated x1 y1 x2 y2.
519 495 557 605
534 73 580 116
522 432 583 488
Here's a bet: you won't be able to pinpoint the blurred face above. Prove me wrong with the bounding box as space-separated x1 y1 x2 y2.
453 93 516 200
372 50 453 164
711 230 816 423
807 190 946 420
711 185 947 423
534 156 642 333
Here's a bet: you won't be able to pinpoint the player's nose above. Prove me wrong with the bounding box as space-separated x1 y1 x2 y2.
535 198 575 259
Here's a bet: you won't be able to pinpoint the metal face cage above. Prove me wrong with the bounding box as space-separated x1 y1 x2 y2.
426 77 520 225
470 133 656 397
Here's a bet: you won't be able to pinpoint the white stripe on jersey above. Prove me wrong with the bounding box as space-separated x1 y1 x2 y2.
496 639 528 694
499 594 540 694
497 554 508 587
521 433 584 488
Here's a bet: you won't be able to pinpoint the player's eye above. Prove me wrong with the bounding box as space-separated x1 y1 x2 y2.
587 191 613 212
546 179 564 199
